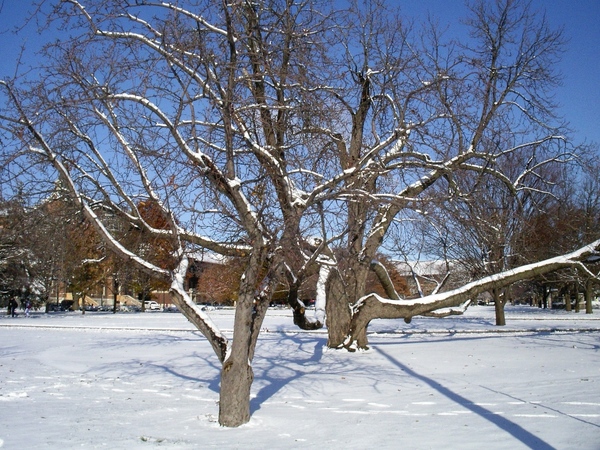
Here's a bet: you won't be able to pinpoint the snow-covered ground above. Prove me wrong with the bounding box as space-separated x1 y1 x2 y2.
1 305 599 449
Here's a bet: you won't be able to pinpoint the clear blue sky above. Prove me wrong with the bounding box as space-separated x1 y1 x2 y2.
1 0 599 145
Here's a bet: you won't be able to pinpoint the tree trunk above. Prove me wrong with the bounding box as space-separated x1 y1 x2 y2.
169 252 266 427
493 288 506 326
219 359 254 427
585 280 593 314
217 295 256 427
217 248 267 427
325 269 353 348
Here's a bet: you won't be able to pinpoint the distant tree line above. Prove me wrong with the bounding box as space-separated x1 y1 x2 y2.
0 185 171 310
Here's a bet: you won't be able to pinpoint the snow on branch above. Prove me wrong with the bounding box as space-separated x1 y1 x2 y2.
169 257 229 362
1 81 171 278
421 300 471 318
400 239 596 309
346 237 600 349
136 1 231 39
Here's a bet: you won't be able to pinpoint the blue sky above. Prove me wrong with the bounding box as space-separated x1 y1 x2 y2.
399 0 600 147
1 0 599 145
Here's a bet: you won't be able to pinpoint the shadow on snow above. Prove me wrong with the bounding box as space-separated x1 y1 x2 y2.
374 345 555 450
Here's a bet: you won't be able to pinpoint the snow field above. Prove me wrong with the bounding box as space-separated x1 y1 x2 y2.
0 306 599 449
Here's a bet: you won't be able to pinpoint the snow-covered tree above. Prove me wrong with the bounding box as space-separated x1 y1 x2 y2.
1 0 599 427
317 0 580 348
2 0 339 426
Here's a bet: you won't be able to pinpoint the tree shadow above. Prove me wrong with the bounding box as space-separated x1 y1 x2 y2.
93 331 330 413
526 332 600 351
374 345 556 450
140 358 222 394
369 315 497 334
250 333 327 414
480 385 600 429
90 349 222 392
372 331 509 346
81 331 223 394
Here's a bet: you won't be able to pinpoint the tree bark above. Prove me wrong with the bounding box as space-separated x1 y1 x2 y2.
169 286 228 363
371 261 401 300
325 269 353 348
217 247 267 426
585 280 593 314
348 293 468 350
219 359 254 427
218 292 255 427
493 288 506 326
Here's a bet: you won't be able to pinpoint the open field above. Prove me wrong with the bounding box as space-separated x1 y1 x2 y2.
1 306 599 449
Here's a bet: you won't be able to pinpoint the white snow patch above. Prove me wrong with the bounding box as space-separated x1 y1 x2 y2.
0 392 28 401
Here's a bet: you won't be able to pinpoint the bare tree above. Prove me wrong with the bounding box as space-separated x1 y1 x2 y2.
1 0 599 428
0 184 99 310
314 0 590 348
513 151 600 312
1 0 338 426
427 149 570 324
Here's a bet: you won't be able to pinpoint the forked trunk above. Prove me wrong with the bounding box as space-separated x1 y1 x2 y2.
170 251 268 427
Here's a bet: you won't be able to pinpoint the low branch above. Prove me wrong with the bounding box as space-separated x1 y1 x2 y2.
347 238 600 349
169 258 229 362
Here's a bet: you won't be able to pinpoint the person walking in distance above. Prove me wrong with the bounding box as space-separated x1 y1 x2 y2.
8 298 18 317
